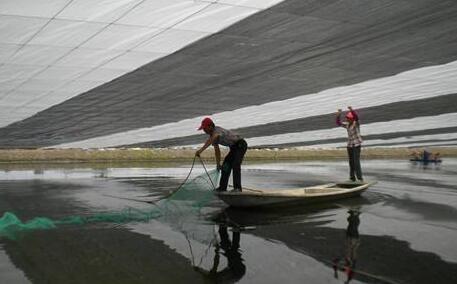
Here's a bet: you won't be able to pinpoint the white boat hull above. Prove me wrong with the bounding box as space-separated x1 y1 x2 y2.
215 181 376 208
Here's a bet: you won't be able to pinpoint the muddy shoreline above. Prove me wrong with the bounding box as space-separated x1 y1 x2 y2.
0 147 455 163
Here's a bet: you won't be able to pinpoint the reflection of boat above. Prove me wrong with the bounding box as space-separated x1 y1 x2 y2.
409 159 442 163
215 181 377 208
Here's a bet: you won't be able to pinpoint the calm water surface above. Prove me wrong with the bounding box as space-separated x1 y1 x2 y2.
0 159 456 284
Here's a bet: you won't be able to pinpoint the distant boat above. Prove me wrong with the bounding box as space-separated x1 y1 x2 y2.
215 181 376 208
409 159 442 163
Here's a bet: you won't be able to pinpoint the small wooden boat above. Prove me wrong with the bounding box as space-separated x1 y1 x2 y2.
215 181 376 208
409 159 442 163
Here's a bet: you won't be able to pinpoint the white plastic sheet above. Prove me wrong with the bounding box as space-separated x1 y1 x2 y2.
0 0 280 128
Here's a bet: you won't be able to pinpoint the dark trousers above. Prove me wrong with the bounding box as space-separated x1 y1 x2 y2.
219 139 247 191
347 146 363 181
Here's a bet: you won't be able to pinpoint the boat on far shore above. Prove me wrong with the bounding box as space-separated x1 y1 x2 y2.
409 158 442 163
215 181 377 208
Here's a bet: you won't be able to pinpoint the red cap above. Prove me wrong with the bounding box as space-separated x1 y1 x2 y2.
345 112 354 120
198 117 213 130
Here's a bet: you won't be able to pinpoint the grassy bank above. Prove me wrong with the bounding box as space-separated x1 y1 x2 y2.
0 147 456 163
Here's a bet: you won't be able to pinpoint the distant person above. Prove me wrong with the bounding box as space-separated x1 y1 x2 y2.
422 149 431 161
195 117 248 192
433 152 441 161
410 150 421 160
336 106 363 182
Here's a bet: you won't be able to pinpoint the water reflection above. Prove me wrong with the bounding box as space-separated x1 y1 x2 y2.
217 204 338 228
333 209 361 284
409 160 442 170
214 195 375 229
193 220 246 283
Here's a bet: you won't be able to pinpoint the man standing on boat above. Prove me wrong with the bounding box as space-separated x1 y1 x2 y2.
195 117 248 192
336 106 364 182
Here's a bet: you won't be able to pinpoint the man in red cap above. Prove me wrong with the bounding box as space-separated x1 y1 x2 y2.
195 117 248 192
336 106 363 182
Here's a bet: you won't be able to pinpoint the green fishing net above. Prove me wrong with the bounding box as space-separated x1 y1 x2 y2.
0 168 220 240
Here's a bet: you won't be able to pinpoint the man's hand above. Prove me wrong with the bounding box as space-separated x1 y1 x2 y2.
195 150 201 157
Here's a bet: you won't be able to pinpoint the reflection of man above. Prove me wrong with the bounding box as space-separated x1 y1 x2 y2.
346 210 360 263
333 210 361 283
194 224 246 283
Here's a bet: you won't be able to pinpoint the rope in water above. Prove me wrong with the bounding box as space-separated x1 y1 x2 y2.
177 156 198 191
101 156 217 204
197 156 217 191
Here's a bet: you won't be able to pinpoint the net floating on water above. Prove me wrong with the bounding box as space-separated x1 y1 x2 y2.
0 169 220 240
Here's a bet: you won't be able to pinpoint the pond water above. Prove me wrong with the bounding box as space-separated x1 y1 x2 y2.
0 159 456 284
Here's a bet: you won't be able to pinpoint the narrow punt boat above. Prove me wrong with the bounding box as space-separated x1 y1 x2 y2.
215 181 377 208
409 159 442 163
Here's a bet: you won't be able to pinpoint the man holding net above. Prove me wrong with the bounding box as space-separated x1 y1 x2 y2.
195 117 248 192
